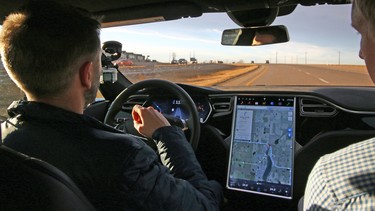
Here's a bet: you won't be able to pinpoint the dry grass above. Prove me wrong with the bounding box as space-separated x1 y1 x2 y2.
311 64 367 73
185 65 259 86
123 63 258 85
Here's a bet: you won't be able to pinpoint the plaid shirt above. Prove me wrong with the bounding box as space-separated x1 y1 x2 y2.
303 137 375 210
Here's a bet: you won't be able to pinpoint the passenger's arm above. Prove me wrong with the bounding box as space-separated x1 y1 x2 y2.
303 158 335 210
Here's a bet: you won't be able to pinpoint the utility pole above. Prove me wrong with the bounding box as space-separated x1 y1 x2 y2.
305 52 307 64
276 52 278 64
338 51 341 65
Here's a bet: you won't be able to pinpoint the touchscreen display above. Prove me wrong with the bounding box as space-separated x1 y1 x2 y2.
227 96 295 199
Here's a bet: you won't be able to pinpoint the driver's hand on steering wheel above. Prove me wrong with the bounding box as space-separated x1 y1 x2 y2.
132 104 171 138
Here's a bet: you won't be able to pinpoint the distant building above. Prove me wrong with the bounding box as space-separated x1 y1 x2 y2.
120 51 146 62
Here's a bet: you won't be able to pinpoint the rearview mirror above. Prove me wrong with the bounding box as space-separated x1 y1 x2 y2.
221 25 289 46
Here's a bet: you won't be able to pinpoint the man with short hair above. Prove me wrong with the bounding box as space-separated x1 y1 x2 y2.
0 1 222 210
303 0 375 209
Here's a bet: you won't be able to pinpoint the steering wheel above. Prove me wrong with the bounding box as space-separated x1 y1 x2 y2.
104 79 201 150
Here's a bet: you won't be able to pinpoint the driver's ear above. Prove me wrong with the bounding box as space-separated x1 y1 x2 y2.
79 61 94 89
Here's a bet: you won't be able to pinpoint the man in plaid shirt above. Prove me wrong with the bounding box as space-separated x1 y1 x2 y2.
303 0 375 210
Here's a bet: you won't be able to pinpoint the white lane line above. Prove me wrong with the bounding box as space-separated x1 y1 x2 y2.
319 78 329 83
246 66 267 86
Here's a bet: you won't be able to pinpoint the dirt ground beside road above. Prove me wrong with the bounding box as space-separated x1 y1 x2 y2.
0 63 256 117
311 64 367 73
121 63 259 86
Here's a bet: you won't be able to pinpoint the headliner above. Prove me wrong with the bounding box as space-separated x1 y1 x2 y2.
0 0 351 27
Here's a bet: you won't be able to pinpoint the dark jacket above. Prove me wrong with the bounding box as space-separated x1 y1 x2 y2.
1 101 222 210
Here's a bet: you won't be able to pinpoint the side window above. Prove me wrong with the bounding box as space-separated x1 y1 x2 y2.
1 61 104 119
1 62 24 118
96 90 104 101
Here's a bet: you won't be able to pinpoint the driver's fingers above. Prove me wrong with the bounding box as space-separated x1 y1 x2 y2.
132 104 143 124
132 104 168 126
145 106 170 126
132 104 171 137
132 105 147 136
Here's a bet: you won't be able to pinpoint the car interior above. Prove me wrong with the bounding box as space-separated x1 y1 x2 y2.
2 0 374 210
0 144 95 210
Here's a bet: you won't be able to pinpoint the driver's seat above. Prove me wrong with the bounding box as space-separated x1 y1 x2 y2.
0 144 95 210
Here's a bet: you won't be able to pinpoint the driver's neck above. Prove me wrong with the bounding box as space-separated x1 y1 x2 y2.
25 87 85 114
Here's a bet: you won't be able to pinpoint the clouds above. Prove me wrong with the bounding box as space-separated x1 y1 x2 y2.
219 40 362 65
266 41 344 63
273 4 362 64
102 27 217 45
100 4 364 65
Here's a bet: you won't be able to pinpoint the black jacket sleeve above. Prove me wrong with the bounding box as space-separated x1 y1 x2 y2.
117 126 223 211
153 126 223 210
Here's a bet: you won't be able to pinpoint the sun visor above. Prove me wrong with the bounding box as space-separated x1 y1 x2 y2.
96 2 202 27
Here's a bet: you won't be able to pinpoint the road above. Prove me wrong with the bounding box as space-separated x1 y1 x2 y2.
121 63 373 86
217 64 374 86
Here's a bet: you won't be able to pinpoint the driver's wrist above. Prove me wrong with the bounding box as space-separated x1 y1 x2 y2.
151 125 182 141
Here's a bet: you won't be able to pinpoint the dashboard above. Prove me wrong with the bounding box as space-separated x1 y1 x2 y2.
137 85 375 147
90 84 375 210
134 85 375 209
146 95 212 123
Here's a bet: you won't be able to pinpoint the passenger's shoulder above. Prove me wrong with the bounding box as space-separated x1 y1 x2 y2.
317 137 375 173
327 137 375 159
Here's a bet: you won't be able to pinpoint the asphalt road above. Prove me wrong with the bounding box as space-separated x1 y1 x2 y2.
217 64 374 86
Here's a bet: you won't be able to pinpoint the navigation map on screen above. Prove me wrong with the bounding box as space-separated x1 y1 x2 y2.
227 96 295 199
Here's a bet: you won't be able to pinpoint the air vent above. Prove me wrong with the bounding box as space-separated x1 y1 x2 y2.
300 98 337 117
122 94 148 111
210 96 233 112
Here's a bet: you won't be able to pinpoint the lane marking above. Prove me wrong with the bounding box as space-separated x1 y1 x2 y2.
319 78 329 83
246 66 268 86
302 69 329 84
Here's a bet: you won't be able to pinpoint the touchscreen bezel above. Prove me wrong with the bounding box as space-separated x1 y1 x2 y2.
226 95 296 199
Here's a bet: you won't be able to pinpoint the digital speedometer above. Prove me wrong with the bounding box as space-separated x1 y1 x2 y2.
148 96 211 123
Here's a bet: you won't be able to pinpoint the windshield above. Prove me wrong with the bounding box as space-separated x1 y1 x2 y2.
1 4 373 117
101 4 373 87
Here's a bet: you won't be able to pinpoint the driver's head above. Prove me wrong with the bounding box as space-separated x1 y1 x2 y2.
351 0 375 82
0 0 102 102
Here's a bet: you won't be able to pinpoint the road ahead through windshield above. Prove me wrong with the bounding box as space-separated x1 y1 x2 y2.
1 63 373 117
218 64 374 86
121 64 374 87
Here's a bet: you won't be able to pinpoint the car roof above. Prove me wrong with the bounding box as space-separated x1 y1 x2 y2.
0 0 351 28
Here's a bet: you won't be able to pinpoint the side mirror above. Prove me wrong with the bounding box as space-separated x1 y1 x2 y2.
221 25 289 46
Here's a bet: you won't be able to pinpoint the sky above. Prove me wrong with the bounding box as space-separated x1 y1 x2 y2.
102 4 363 65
